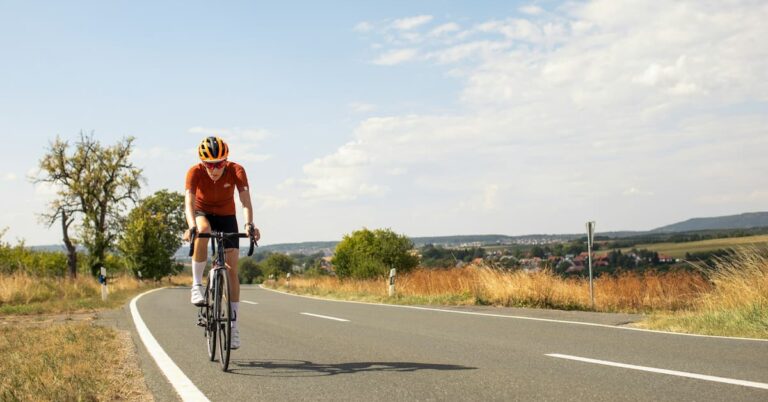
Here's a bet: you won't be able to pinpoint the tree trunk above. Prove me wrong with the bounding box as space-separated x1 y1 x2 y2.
62 210 77 279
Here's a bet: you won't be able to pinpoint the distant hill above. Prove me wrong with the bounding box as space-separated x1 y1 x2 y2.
651 212 768 233
32 211 768 257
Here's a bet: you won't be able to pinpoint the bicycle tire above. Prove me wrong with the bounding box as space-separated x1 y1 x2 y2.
205 279 216 361
217 269 232 372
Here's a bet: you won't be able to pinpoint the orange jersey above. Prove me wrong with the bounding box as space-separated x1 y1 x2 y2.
185 162 249 216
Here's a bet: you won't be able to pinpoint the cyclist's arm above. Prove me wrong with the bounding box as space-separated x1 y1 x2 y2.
238 189 254 226
185 189 197 229
238 189 260 241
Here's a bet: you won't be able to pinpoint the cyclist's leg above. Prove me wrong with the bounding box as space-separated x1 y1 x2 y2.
225 249 240 302
215 214 240 303
192 214 211 285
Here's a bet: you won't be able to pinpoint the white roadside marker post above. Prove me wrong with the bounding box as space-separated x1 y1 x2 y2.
388 268 396 297
99 266 108 301
586 221 595 309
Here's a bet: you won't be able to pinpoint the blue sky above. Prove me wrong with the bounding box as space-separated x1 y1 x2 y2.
2 0 767 246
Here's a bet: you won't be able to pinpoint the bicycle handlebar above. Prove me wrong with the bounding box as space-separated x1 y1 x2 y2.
188 231 257 257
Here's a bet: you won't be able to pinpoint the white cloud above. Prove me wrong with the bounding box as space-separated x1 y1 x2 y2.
426 41 511 64
253 194 289 211
1 173 17 181
520 5 544 16
392 15 433 31
429 23 461 37
354 21 373 32
313 0 768 232
373 48 419 65
349 102 377 113
297 141 388 201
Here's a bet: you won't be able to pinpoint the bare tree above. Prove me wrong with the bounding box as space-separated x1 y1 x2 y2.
34 133 143 277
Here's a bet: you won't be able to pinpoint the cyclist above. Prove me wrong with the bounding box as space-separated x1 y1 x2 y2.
183 136 261 349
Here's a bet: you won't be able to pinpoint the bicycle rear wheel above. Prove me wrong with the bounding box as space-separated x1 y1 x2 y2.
205 280 216 361
216 269 232 371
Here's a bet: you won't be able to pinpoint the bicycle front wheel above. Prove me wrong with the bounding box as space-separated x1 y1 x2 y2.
216 269 232 372
205 280 216 361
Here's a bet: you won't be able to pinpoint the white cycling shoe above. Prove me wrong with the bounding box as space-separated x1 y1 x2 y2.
190 285 205 306
230 326 240 349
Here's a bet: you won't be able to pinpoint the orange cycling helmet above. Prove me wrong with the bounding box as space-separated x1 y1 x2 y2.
198 136 229 162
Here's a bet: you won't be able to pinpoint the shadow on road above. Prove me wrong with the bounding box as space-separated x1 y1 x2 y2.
229 359 477 377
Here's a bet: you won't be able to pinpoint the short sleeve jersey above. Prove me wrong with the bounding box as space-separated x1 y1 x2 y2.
185 162 249 216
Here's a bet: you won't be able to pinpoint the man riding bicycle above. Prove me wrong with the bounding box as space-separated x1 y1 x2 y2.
183 136 261 349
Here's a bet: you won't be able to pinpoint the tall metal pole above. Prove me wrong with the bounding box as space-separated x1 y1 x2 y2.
586 221 595 309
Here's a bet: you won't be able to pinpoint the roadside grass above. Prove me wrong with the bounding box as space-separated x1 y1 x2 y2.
270 247 768 339
0 321 151 401
270 266 709 313
620 234 768 258
639 247 768 338
0 272 190 315
0 271 192 400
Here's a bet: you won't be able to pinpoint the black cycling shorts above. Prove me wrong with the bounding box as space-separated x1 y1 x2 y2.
195 211 239 249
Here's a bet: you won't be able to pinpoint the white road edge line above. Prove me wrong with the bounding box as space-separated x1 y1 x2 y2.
546 353 768 390
300 312 350 322
130 288 210 402
258 285 767 342
241 300 259 305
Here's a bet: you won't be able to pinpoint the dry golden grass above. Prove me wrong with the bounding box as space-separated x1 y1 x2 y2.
0 272 189 315
0 322 152 401
702 247 768 310
277 248 768 338
640 247 768 338
276 265 710 313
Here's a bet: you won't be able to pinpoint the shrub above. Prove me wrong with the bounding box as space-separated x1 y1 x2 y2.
238 258 263 284
332 228 419 279
262 253 294 280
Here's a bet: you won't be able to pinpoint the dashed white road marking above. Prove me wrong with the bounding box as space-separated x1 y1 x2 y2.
259 285 768 342
130 288 210 401
241 300 259 305
546 353 768 390
300 312 350 322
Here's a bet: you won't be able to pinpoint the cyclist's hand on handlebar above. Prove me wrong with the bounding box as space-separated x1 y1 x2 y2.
183 226 197 242
245 223 260 242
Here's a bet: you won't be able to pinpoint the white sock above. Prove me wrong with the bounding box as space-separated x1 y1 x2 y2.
192 260 206 286
231 302 239 329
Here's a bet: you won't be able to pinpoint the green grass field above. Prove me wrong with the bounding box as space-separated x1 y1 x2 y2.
619 235 768 258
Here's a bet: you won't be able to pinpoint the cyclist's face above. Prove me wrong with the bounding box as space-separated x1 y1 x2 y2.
204 163 225 180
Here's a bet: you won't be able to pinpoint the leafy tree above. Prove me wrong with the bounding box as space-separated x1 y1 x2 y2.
333 228 419 279
117 190 184 280
531 246 546 258
35 133 143 277
555 260 573 275
238 258 263 284
567 241 586 255
262 253 294 279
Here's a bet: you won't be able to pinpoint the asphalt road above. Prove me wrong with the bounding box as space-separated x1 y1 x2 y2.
131 285 768 401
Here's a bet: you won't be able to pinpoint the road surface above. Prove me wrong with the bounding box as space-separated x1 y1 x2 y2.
129 285 768 401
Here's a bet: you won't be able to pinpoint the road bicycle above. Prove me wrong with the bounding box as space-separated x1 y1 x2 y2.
189 230 256 372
